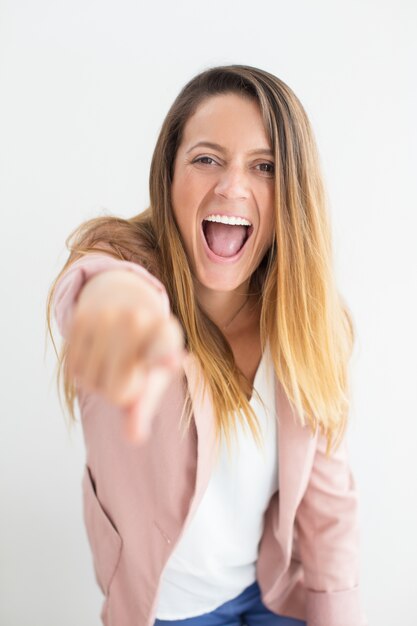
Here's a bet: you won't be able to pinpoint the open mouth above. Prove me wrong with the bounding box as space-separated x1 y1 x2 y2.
201 215 254 259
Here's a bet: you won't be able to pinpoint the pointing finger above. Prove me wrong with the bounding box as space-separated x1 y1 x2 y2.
123 366 173 445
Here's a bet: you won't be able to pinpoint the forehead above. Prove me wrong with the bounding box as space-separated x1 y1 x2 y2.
180 93 271 151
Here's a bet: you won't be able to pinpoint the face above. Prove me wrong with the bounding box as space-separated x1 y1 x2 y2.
171 92 275 296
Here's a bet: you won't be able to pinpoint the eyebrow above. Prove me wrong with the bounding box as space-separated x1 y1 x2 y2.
186 141 274 157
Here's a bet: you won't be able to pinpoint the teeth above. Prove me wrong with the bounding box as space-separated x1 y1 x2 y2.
204 215 251 226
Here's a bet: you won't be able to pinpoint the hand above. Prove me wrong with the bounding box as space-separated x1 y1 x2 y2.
66 269 185 444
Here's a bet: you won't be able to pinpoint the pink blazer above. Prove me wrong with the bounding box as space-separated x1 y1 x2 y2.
53 253 368 626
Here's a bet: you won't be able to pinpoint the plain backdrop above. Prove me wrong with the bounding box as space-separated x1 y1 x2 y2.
1 1 416 624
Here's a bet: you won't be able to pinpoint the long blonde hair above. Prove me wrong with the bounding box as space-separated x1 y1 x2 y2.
46 64 355 456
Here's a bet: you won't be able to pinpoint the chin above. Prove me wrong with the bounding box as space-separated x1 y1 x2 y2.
195 268 250 293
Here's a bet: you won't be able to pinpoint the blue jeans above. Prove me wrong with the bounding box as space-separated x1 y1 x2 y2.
154 580 306 626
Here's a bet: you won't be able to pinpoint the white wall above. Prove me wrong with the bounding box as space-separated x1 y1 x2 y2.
1 1 416 624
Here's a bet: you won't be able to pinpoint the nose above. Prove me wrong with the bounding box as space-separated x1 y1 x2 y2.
213 164 250 201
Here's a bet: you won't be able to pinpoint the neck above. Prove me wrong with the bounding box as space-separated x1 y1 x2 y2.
195 281 258 333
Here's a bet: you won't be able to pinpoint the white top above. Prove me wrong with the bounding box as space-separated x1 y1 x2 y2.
155 345 279 619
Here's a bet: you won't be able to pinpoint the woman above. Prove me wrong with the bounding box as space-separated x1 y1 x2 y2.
47 65 367 626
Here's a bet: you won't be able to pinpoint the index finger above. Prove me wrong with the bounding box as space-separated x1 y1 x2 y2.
122 365 174 445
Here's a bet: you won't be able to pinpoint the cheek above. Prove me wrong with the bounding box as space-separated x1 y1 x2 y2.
173 163 200 197
172 172 211 243
260 189 275 240
171 177 199 255
172 172 199 223
171 176 188 229
260 190 275 225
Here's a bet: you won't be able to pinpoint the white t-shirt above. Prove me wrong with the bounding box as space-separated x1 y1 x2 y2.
155 345 279 619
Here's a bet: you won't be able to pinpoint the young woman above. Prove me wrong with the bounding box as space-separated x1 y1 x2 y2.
47 65 367 626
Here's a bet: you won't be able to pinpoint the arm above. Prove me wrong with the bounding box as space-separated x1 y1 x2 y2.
295 432 368 626
52 252 180 443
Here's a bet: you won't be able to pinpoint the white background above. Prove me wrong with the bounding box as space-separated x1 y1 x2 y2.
1 1 416 624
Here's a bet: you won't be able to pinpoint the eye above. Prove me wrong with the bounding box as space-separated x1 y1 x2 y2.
256 162 275 176
192 156 218 166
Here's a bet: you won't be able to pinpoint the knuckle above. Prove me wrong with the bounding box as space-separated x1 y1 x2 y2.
130 306 159 333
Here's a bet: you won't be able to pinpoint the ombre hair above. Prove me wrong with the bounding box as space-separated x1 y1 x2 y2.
46 64 355 456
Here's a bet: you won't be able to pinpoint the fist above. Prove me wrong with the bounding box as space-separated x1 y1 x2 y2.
66 269 185 444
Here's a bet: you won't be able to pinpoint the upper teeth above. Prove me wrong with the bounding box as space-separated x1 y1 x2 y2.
204 215 251 226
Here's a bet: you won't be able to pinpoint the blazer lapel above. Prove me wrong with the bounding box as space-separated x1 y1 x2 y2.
181 353 218 523
275 377 317 541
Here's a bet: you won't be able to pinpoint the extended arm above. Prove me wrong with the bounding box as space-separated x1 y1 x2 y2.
51 252 183 443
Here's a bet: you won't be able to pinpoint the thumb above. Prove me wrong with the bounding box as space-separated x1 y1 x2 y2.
123 365 173 445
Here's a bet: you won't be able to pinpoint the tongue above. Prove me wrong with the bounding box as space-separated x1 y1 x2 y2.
204 222 247 257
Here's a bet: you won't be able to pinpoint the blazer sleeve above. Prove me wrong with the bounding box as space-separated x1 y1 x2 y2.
52 252 171 340
295 431 368 626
